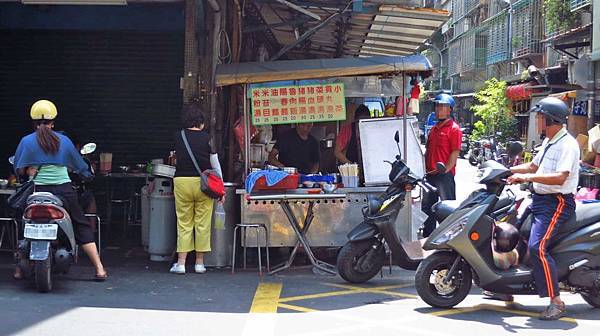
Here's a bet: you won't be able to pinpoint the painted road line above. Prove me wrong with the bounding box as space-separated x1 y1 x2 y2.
277 303 320 313
324 283 418 299
429 303 578 323
279 289 367 303
249 282 283 313
484 304 578 324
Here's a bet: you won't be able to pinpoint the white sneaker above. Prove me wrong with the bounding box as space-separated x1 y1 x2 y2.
170 263 185 274
194 264 207 274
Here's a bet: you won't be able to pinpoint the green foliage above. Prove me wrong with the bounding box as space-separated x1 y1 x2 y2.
470 78 514 141
543 0 576 34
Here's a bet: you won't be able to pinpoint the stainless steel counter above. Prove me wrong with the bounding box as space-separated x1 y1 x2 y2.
237 187 413 247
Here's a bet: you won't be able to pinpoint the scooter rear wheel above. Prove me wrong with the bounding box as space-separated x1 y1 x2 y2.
415 252 471 308
581 292 600 308
34 258 52 293
337 239 385 284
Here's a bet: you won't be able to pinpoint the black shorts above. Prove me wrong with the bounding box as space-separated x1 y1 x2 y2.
35 183 95 244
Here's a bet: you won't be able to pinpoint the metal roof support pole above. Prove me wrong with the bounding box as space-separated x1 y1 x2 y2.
207 0 221 152
270 11 341 61
402 74 408 163
243 84 250 177
273 0 322 21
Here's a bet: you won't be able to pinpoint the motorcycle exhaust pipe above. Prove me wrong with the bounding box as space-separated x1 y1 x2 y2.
54 248 73 274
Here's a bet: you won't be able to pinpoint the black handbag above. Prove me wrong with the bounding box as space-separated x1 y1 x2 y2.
7 168 39 212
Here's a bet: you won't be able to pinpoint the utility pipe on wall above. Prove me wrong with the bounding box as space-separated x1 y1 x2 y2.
207 0 221 151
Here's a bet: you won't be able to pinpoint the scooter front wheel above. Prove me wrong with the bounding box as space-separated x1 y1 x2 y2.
415 252 471 308
34 258 53 293
337 239 385 284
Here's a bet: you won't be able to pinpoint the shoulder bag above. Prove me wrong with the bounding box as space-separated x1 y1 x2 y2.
7 167 40 212
181 130 225 199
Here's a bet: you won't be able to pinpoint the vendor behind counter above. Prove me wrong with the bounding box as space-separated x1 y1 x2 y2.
268 123 320 174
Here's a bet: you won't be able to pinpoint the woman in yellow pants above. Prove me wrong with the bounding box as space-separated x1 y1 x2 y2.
170 103 221 274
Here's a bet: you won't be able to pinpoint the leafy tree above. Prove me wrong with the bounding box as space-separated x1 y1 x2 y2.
543 0 576 34
470 78 516 141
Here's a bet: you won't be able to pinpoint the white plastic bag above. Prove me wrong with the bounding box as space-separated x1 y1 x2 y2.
214 202 226 230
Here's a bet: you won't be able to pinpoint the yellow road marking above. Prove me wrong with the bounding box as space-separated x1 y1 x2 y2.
279 283 415 303
429 303 578 324
249 282 282 313
324 283 418 299
484 304 578 324
278 303 320 313
280 289 370 303
429 307 482 317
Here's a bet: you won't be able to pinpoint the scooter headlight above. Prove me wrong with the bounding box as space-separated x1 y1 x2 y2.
432 217 469 245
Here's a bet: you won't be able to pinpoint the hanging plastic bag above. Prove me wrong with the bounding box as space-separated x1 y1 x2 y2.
214 201 226 230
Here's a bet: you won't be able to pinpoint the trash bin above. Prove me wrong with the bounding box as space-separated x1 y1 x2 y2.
204 183 239 267
148 193 177 261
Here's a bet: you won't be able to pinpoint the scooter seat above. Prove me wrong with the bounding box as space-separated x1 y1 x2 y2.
552 203 600 243
433 193 513 223
520 203 600 243
433 200 462 222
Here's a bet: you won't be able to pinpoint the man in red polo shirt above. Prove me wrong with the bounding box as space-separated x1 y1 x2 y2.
421 93 462 237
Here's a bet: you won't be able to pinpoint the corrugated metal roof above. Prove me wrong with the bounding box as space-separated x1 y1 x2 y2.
247 1 449 60
216 54 433 86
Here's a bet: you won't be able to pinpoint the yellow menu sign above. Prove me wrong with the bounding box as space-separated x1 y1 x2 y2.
250 83 346 125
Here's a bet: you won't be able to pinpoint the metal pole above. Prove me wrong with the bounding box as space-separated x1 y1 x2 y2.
270 11 341 61
243 84 250 178
402 74 408 162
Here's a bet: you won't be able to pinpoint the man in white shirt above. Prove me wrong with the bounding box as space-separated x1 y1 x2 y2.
507 97 580 320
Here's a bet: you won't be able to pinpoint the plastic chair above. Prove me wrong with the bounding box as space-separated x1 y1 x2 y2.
231 223 270 275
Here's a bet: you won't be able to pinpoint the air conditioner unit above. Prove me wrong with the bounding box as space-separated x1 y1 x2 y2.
22 0 126 5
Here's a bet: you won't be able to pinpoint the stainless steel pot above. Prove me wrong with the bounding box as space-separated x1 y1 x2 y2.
151 163 176 178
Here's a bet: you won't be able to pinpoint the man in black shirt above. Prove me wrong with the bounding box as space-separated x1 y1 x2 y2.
268 123 320 174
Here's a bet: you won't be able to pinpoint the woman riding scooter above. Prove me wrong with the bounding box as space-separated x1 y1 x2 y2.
13 100 107 281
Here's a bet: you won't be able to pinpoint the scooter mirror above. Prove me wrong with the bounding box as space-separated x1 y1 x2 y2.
80 143 97 155
8 156 14 165
435 162 446 173
394 131 400 143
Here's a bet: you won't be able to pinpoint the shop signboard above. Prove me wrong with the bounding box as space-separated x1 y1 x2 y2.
250 83 346 125
594 0 600 61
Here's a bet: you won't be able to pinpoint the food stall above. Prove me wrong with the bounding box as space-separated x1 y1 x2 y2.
215 55 432 258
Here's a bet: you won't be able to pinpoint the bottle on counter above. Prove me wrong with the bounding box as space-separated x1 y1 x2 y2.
167 151 177 166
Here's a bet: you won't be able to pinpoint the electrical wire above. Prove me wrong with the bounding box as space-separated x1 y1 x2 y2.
218 29 232 64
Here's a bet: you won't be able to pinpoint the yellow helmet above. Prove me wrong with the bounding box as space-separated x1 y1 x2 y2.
30 100 58 120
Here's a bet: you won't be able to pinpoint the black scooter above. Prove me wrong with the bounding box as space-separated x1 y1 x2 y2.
415 160 600 308
336 133 520 284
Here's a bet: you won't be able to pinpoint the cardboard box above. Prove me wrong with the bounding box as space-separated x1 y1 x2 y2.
576 134 597 164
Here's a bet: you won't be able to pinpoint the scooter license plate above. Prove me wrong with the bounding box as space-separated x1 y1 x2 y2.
24 224 58 240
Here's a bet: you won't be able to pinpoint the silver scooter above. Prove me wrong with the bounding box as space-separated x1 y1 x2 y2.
13 143 96 292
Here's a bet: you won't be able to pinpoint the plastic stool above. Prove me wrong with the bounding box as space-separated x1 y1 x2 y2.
231 223 270 275
0 217 18 253
84 214 101 256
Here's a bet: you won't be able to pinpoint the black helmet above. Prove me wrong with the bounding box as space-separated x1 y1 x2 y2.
493 222 519 253
529 97 568 124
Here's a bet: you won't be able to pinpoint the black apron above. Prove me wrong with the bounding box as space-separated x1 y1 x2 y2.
346 123 359 163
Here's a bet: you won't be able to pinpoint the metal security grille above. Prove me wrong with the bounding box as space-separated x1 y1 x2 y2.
0 30 183 175
511 0 543 58
448 40 462 76
461 27 488 72
452 0 479 23
571 0 591 11
485 9 509 65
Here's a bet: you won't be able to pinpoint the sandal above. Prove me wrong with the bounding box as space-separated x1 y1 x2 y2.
94 272 109 282
539 302 566 320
